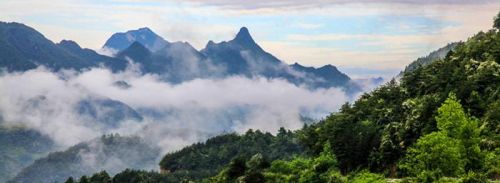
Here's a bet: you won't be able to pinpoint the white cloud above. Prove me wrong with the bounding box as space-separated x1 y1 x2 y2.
0 67 352 153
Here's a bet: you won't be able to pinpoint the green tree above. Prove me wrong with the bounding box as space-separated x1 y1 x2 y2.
436 94 483 171
494 11 500 29
79 176 89 183
399 132 464 177
399 94 488 179
244 154 269 183
227 156 247 181
351 170 387 183
89 171 111 183
64 177 75 183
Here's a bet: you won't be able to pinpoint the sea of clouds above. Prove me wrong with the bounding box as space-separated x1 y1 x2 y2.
0 65 359 153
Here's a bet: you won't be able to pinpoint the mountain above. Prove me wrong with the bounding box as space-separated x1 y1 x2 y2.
0 22 89 71
0 22 358 91
9 134 159 183
113 26 356 89
290 62 351 89
57 40 127 71
200 27 356 90
116 40 209 82
401 42 458 74
0 125 54 183
76 98 143 128
0 22 127 72
102 27 169 53
201 27 282 76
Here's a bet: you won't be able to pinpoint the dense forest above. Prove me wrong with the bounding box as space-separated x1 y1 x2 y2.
67 12 500 183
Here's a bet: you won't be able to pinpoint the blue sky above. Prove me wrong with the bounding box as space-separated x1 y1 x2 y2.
1 0 499 78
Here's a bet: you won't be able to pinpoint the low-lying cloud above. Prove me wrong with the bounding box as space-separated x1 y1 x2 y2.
0 66 352 153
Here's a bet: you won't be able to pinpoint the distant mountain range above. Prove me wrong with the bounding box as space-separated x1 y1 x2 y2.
0 21 362 91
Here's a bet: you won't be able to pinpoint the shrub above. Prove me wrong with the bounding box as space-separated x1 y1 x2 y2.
350 170 386 183
460 171 488 183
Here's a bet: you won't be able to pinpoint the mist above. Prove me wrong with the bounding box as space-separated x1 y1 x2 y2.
0 66 355 154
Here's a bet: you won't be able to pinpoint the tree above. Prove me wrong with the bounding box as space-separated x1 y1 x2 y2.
351 170 386 183
244 153 270 183
64 177 75 183
399 94 487 179
436 93 483 171
89 171 111 183
227 156 247 181
79 176 89 183
399 132 464 177
435 93 469 138
494 11 500 29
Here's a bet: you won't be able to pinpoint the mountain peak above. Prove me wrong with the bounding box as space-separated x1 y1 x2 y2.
58 40 82 50
233 27 255 45
319 64 338 70
137 27 152 32
133 27 156 35
103 27 169 53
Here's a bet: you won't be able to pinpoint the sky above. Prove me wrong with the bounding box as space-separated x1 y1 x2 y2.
1 0 499 78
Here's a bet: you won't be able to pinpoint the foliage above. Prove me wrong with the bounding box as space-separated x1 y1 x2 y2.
68 169 187 183
399 132 464 177
460 171 488 183
350 170 387 183
399 94 488 181
159 128 303 180
206 142 342 182
494 11 500 29
209 153 270 183
297 14 500 176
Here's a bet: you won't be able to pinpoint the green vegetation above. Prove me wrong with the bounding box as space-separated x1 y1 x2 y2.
71 11 500 183
399 94 485 181
159 128 303 181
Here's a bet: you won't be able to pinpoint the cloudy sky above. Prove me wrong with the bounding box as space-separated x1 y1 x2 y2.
1 0 499 77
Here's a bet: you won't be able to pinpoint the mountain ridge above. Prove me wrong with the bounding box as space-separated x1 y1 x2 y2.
0 21 361 91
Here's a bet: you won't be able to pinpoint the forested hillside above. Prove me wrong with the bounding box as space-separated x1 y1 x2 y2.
64 130 303 183
401 42 459 74
69 12 500 183
0 126 54 182
158 129 303 181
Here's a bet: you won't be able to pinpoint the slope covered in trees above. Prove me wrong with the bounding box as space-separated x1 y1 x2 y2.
401 42 458 74
295 16 500 180
158 129 303 181
64 130 303 183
